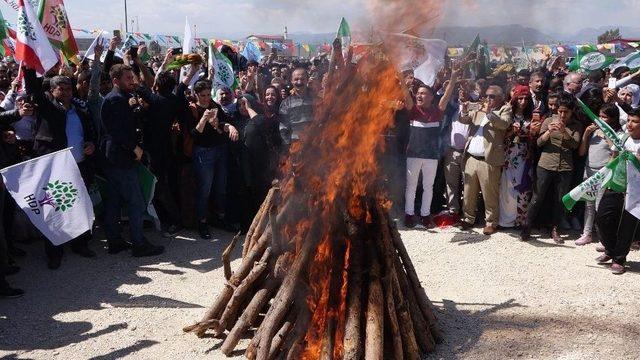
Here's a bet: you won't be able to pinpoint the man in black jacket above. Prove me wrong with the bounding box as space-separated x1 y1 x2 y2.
101 62 164 257
25 70 98 270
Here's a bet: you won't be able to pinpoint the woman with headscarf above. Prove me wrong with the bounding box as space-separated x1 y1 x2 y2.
499 85 536 228
616 84 640 126
244 86 283 215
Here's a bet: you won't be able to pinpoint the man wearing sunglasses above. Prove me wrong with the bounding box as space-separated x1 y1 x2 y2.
458 86 513 235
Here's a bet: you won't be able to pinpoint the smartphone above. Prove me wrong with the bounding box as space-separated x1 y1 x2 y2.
608 77 617 89
172 47 183 55
468 102 481 111
113 30 121 39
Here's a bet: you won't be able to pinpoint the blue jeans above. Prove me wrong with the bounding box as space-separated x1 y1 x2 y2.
193 145 228 221
104 166 146 247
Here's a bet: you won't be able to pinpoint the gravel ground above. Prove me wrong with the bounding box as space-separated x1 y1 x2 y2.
1 223 639 359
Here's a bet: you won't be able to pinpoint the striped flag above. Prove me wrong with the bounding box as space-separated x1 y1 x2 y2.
37 0 79 62
15 0 59 75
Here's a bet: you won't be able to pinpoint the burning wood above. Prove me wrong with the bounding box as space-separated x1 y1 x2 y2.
184 54 442 359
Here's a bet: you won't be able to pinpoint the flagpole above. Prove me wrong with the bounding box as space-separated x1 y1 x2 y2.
124 0 128 33
0 148 74 173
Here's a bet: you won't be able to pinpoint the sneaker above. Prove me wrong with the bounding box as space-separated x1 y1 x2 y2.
575 234 592 246
0 285 24 298
610 263 626 275
551 227 564 244
71 245 97 258
595 244 606 252
421 215 436 229
596 254 612 264
132 242 165 257
198 222 212 239
404 214 416 229
108 241 132 255
519 227 531 241
162 224 183 238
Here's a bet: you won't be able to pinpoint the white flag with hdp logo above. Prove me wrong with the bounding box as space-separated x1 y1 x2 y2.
0 148 94 245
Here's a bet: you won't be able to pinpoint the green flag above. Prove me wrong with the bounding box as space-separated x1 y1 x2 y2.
0 10 7 42
577 98 624 151
569 45 615 71
563 99 640 212
208 41 238 93
337 17 351 56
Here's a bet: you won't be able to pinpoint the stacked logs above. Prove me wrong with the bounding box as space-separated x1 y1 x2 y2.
183 185 442 359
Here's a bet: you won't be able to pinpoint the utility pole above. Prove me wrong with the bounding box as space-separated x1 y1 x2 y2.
124 0 128 33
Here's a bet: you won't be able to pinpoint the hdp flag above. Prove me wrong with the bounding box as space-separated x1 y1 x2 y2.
209 40 237 92
15 0 59 75
1 148 94 245
569 45 615 71
37 0 78 62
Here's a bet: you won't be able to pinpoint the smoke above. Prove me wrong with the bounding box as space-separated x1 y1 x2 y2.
365 0 445 36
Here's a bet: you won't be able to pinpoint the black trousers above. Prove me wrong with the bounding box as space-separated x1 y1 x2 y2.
44 160 94 260
148 153 180 227
596 191 640 265
527 167 573 227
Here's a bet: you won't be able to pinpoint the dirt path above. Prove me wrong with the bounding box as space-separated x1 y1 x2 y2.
1 225 639 359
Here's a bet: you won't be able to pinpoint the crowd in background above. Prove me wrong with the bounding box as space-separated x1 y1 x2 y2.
2 35 640 298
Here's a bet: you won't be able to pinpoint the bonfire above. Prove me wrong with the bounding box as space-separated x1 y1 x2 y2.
184 49 442 360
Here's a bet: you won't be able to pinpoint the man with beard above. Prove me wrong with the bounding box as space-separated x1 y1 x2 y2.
278 67 315 146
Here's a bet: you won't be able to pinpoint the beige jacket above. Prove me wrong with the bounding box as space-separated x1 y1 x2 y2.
459 104 513 166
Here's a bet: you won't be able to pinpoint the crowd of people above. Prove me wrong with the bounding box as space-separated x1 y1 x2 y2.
1 35 640 298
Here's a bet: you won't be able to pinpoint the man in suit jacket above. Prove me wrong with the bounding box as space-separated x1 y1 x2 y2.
101 63 164 258
458 85 512 235
24 70 97 269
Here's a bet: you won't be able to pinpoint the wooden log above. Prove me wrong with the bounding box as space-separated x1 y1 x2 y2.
364 242 384 360
388 217 442 342
269 197 282 256
223 231 242 281
214 248 272 336
383 272 403 360
243 187 276 257
184 230 272 337
284 305 312 360
393 250 435 354
255 224 321 360
221 276 279 356
268 307 296 359
374 205 421 359
342 236 363 360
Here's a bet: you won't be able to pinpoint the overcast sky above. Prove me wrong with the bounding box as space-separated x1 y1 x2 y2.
1 0 637 37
